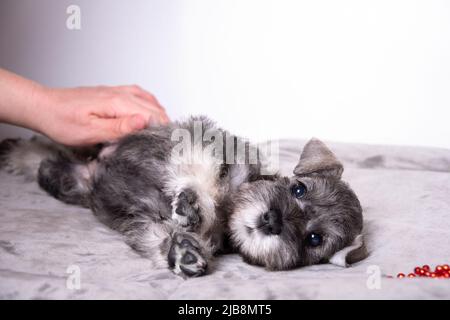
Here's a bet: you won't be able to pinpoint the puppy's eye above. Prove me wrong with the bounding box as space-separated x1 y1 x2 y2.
306 233 323 247
291 182 307 199
219 164 229 179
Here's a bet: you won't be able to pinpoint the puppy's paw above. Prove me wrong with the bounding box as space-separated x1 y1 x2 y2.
168 233 208 278
172 188 201 231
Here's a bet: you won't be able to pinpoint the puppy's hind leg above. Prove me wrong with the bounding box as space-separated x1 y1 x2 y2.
38 153 92 207
0 136 66 180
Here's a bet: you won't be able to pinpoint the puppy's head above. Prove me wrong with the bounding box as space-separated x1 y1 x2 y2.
229 138 366 270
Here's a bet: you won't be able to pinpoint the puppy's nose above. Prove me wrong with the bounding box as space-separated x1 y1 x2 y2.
260 209 283 235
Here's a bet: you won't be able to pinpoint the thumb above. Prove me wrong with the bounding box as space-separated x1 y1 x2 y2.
104 114 147 139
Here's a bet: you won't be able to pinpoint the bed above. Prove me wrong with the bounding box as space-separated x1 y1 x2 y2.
1 139 449 299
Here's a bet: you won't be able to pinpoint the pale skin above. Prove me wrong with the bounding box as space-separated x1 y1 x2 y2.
0 68 169 146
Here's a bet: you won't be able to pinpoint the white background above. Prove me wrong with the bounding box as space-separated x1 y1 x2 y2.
1 0 449 148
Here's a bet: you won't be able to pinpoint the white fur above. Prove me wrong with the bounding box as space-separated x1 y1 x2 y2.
125 221 172 269
329 234 364 267
98 144 117 160
165 146 222 235
229 201 299 266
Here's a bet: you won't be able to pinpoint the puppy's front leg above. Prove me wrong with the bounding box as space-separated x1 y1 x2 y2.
172 188 201 231
171 187 217 237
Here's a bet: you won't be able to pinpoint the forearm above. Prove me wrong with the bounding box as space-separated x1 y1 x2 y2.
0 68 169 146
0 68 50 133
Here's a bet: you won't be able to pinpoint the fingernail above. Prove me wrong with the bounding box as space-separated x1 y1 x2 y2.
148 116 159 126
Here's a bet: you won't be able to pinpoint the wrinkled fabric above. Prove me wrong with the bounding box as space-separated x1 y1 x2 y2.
1 139 449 299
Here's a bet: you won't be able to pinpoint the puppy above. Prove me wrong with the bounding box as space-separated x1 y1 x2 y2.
0 116 366 277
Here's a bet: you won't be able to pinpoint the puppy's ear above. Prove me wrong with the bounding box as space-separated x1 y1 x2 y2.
328 234 368 267
293 138 343 179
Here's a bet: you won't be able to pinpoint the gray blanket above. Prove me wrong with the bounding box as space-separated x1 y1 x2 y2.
1 139 449 299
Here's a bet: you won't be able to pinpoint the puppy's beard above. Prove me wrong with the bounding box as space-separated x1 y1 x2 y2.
229 201 299 270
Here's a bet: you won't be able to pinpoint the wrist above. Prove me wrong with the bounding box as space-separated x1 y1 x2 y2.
26 85 58 135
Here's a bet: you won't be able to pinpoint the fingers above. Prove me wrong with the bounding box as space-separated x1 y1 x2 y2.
92 114 147 142
78 85 170 145
122 85 162 109
116 85 170 123
126 94 168 125
96 86 169 125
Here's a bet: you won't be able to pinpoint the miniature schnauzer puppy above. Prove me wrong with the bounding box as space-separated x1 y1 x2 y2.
0 116 366 278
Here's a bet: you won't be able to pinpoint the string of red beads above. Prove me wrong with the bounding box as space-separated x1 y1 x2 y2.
397 264 450 279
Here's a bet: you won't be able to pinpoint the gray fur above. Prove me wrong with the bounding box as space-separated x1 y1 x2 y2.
229 139 366 270
0 116 366 277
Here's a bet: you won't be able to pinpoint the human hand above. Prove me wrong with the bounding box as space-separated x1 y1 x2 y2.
34 85 169 146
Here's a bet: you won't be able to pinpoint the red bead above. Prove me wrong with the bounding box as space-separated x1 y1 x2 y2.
395 265 450 280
